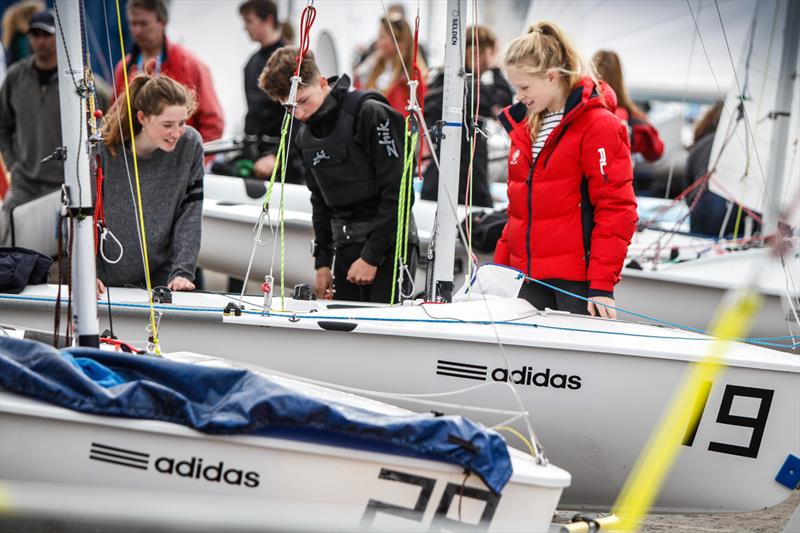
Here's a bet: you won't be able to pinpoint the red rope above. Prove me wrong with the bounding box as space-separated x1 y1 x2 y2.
465 19 481 206
93 155 106 255
294 5 317 76
411 13 425 173
100 337 143 354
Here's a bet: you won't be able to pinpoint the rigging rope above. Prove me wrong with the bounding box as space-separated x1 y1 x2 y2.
241 1 316 311
464 2 481 289
390 115 418 304
114 0 161 354
390 6 423 305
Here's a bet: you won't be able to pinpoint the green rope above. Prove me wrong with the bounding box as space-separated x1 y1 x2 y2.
391 115 418 304
259 110 293 310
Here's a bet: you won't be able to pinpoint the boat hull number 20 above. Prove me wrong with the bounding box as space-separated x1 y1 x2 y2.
360 468 500 530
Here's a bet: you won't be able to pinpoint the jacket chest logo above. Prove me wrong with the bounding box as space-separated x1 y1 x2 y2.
312 150 331 166
510 148 521 165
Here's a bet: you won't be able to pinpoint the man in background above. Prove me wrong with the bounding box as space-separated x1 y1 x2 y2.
0 10 62 243
113 0 224 143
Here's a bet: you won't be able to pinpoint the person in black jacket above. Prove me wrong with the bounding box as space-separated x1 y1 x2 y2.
421 25 511 207
258 47 417 303
236 0 303 183
684 100 758 237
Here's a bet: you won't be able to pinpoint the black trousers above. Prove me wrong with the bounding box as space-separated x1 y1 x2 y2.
332 243 417 303
517 278 590 315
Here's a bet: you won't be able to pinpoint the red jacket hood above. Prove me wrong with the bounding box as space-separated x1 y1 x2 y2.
498 76 618 142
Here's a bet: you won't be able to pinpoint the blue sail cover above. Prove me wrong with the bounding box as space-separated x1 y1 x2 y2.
0 337 512 493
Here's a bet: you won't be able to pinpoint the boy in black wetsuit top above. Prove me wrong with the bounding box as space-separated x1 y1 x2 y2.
258 47 417 303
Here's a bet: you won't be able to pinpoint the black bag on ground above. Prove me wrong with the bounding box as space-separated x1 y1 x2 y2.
463 208 508 254
0 247 53 294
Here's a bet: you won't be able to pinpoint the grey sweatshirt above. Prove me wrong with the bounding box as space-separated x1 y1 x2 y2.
0 57 63 210
95 126 203 288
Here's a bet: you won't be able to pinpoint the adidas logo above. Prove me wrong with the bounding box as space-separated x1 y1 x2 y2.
90 442 149 470
89 442 260 488
436 360 582 390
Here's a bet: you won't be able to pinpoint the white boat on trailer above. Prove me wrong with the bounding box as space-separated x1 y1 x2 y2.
0 333 568 532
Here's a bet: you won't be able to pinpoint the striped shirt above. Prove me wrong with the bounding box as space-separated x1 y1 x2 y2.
531 110 564 162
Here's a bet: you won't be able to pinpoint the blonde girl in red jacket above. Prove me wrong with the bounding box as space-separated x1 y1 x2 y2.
496 22 638 319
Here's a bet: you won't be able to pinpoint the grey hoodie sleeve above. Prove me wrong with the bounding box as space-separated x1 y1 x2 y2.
0 71 18 170
167 130 204 282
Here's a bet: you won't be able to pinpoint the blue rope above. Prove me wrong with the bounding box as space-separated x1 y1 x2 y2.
1 293 794 350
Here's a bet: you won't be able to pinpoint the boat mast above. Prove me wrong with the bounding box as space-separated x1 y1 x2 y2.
54 0 100 347
762 0 799 237
430 0 466 303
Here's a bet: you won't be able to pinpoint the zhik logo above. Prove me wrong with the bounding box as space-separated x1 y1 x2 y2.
89 442 260 488
312 150 330 167
436 360 582 390
510 149 521 165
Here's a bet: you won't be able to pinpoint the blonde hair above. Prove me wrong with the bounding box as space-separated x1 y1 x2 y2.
102 74 197 156
365 15 427 94
504 21 585 140
2 0 44 49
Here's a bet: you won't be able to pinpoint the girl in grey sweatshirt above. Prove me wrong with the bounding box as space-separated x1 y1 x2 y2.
95 73 203 292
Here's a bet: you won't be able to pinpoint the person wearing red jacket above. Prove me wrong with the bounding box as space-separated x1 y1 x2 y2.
113 0 224 143
496 22 638 319
353 12 426 118
593 50 664 162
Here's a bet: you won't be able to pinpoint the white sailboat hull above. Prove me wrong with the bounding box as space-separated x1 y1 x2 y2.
0 378 567 531
619 247 799 348
3 290 797 512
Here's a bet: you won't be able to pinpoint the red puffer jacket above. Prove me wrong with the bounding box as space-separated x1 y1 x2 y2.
494 77 638 295
615 107 664 162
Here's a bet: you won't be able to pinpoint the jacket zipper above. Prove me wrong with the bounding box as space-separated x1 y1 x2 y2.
525 118 572 275
525 162 535 275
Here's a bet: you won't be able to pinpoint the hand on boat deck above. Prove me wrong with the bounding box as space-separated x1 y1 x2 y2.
96 279 106 299
167 276 196 292
315 267 333 300
347 258 377 286
254 154 276 179
588 296 617 320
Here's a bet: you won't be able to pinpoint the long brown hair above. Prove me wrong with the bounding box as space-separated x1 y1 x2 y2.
102 74 197 156
592 49 643 120
503 21 585 141
692 100 724 146
365 15 427 93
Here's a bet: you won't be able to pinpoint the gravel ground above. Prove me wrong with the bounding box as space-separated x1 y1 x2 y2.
555 491 799 532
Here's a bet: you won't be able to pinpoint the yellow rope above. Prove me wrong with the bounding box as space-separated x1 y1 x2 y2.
114 0 160 354
495 425 537 458
611 289 762 531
